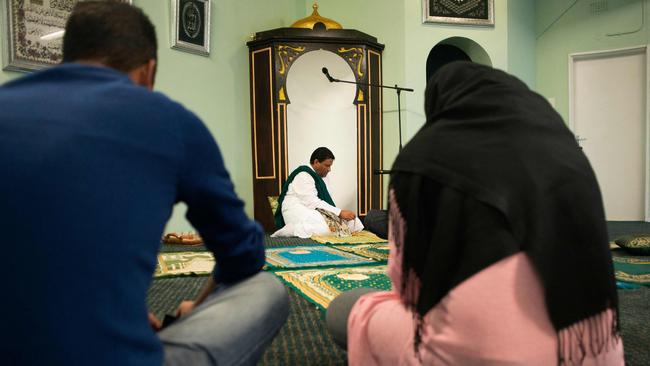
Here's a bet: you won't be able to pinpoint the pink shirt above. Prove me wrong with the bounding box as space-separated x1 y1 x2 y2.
347 241 624 365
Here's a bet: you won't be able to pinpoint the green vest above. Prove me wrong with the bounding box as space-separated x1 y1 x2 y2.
274 165 336 229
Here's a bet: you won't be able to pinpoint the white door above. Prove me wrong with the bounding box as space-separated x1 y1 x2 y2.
571 47 647 221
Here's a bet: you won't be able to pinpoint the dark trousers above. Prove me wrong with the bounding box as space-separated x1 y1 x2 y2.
364 209 388 239
325 288 378 349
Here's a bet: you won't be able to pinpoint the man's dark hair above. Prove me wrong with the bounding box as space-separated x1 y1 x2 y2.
62 1 157 73
310 147 335 164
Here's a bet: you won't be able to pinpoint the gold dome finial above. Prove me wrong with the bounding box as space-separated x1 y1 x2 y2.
291 2 342 30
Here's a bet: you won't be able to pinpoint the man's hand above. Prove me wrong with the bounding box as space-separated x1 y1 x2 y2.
176 300 196 317
339 209 356 221
148 312 161 331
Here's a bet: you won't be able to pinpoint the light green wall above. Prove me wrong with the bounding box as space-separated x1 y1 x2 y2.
508 0 536 89
0 0 303 232
1 1 547 230
137 0 303 232
314 0 535 191
280 1 523 208
402 0 511 140
536 0 649 123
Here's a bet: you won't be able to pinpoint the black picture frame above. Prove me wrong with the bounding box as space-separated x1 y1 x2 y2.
171 0 210 56
422 0 494 26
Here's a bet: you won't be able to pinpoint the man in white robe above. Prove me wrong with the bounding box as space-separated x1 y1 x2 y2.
272 147 364 238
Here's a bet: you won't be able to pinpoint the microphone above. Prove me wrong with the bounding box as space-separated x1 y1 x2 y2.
322 67 335 82
373 169 392 175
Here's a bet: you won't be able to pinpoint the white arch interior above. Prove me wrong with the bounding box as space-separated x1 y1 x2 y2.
286 49 358 212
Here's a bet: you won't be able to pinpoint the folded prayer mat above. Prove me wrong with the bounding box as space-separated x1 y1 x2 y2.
611 247 650 286
311 230 388 245
154 251 215 278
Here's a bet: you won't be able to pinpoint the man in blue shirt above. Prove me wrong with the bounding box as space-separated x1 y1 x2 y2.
0 2 287 365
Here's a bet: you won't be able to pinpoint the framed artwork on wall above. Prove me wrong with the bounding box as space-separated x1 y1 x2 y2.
171 0 210 56
1 0 132 73
422 0 494 26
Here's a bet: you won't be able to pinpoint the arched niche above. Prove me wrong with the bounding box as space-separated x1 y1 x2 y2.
286 50 358 211
247 27 384 231
426 37 492 81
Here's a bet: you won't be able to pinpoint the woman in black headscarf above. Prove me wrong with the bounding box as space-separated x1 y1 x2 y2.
330 62 623 365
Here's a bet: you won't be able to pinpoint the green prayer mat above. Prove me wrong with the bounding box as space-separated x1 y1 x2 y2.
329 243 389 262
311 230 387 245
612 248 650 286
274 265 391 311
155 251 215 278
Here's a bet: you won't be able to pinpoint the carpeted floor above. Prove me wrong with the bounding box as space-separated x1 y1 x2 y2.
147 222 650 365
147 277 649 365
258 290 346 365
609 221 650 365
607 221 650 241
149 235 347 365
147 275 347 365
618 287 650 366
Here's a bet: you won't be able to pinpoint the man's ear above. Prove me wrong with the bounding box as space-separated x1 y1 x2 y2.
128 59 157 90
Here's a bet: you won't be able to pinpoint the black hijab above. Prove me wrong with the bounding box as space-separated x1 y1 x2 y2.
390 62 619 360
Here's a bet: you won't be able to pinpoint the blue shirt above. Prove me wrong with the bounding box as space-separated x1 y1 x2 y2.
0 64 265 365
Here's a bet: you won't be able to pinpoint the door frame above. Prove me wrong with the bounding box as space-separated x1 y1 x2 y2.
568 45 649 221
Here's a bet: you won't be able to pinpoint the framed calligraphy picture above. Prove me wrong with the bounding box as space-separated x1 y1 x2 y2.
1 0 132 72
171 0 210 56
422 0 494 26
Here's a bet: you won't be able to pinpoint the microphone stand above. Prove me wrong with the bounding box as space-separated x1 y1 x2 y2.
323 70 413 176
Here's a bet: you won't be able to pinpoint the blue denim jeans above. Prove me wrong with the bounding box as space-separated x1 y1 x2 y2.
159 272 289 366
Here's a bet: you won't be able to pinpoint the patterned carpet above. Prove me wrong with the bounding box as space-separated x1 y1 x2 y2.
146 223 650 365
147 276 207 320
147 276 649 365
618 287 650 366
608 222 650 365
151 234 346 365
147 276 346 365
159 243 208 252
259 290 346 365
264 236 322 248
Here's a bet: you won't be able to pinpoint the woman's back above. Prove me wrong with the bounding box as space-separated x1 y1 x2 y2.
348 251 624 365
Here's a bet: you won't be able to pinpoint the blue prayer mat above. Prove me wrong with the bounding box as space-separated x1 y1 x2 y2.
265 245 377 269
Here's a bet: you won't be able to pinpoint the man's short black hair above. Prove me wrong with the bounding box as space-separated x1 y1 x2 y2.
310 147 335 164
63 1 157 73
